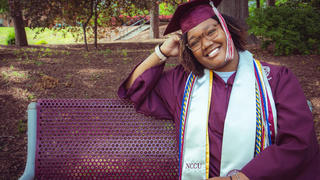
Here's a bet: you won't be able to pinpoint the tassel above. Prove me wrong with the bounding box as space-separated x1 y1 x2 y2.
209 1 234 62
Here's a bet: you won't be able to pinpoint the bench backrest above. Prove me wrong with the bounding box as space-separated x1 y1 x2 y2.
35 99 179 179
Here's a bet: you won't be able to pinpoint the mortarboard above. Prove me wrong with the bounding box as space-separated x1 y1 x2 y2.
164 0 222 35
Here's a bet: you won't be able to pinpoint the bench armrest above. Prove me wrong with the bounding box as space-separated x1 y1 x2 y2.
19 102 37 180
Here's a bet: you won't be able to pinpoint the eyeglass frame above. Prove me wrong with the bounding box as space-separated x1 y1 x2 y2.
186 23 221 52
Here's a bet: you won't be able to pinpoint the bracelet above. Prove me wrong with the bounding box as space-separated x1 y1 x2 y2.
227 169 240 180
228 174 239 180
154 44 168 63
159 43 168 58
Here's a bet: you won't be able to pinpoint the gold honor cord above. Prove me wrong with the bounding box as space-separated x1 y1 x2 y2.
205 70 213 178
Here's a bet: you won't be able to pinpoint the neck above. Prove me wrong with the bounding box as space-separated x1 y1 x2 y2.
231 50 240 70
216 50 240 72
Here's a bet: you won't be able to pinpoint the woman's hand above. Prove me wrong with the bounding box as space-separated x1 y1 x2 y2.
207 172 249 180
160 33 182 57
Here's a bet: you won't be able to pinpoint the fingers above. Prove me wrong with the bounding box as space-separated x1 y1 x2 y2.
160 33 183 57
173 32 182 38
172 33 182 42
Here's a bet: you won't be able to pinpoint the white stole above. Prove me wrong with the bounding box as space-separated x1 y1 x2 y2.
220 51 256 176
181 69 211 180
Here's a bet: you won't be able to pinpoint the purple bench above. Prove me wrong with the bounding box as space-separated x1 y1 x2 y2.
20 99 179 179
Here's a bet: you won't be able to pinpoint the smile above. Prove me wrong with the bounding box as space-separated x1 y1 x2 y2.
207 47 220 58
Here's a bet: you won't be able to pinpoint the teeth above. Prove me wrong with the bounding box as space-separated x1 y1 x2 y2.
208 48 219 57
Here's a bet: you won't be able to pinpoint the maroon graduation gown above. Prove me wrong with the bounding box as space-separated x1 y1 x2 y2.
118 60 320 179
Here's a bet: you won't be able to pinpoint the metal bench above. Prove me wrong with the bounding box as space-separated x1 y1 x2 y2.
19 99 314 179
20 99 179 180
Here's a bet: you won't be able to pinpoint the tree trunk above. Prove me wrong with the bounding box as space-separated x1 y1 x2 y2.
94 1 98 49
217 0 259 44
267 0 276 6
83 25 89 51
218 0 249 30
82 0 94 51
149 0 159 39
256 0 260 8
9 0 28 46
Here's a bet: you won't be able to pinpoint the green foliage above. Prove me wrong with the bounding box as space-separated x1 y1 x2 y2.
97 48 112 57
34 61 44 66
159 2 176 15
249 0 267 15
105 49 112 55
311 0 320 9
35 40 48 45
119 3 149 17
18 119 27 134
0 0 9 14
275 0 291 6
121 49 128 57
276 0 320 8
0 27 77 45
6 29 15 45
247 4 320 55
249 0 256 16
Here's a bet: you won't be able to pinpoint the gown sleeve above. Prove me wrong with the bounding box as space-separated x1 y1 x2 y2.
118 62 186 120
241 66 320 179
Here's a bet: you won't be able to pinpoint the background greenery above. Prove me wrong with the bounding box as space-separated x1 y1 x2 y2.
0 2 177 46
0 27 77 45
247 1 320 55
2 0 320 55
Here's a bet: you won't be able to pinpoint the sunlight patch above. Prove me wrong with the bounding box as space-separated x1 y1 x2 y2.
35 75 59 89
310 97 320 109
265 61 281 66
9 87 35 101
0 66 29 83
82 80 95 89
78 68 114 75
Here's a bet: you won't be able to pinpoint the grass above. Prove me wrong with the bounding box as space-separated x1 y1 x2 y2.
0 27 11 45
98 49 112 57
0 27 77 45
12 47 67 60
18 119 27 134
1 70 25 79
121 49 128 57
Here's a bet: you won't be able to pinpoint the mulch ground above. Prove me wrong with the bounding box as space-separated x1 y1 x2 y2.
0 42 319 179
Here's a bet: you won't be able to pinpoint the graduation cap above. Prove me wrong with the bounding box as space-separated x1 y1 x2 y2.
164 0 235 62
164 0 222 35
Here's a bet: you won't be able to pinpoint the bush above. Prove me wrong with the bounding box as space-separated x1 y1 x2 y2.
247 4 320 55
6 30 15 45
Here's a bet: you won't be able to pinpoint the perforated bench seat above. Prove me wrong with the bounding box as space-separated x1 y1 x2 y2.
20 99 179 180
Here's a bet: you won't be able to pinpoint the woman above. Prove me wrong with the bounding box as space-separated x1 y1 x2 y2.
118 0 320 179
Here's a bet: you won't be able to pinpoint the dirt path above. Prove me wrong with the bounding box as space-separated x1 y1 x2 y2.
0 43 319 179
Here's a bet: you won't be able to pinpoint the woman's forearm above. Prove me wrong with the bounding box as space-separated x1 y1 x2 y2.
125 51 165 90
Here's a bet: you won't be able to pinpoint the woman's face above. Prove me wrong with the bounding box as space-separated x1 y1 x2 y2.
187 18 238 72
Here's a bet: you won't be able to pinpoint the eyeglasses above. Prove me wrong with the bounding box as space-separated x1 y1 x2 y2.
186 25 220 52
